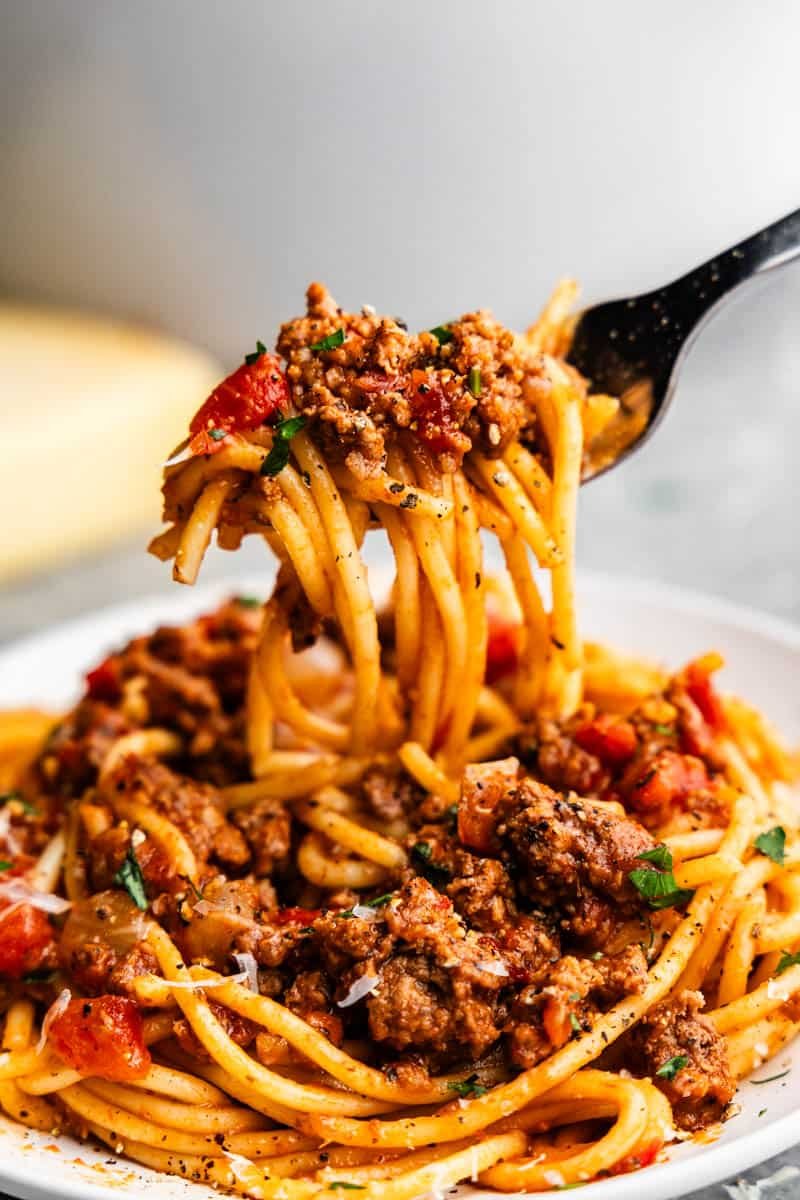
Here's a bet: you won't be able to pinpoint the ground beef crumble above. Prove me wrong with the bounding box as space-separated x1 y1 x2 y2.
275 282 546 476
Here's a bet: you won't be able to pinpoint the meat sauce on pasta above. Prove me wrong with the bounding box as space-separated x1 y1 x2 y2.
0 282 797 1197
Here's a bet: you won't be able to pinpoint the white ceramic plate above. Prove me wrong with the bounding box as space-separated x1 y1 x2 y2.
0 570 799 1200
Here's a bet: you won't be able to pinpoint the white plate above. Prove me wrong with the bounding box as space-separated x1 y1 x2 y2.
0 570 799 1200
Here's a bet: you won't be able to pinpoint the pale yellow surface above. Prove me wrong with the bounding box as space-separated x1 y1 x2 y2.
0 305 221 581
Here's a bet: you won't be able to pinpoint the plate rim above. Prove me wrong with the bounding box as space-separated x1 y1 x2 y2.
0 568 798 1200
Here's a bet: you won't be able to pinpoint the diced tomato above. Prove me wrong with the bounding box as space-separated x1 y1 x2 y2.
85 656 121 703
684 654 726 731
189 353 290 456
274 907 320 927
610 1136 663 1175
0 903 55 979
574 714 638 766
628 749 710 815
541 995 573 1049
48 995 151 1082
458 759 518 853
407 369 461 455
485 614 521 684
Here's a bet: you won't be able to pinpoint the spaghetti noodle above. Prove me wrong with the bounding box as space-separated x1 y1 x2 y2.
0 281 798 1197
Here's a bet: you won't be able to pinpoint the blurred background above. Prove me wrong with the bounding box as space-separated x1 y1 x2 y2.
1 0 798 643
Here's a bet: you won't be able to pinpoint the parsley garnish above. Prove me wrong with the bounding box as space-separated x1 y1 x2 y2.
429 325 454 345
328 1185 365 1191
755 826 786 866
365 893 394 908
467 366 482 398
113 848 148 911
0 792 37 816
656 1054 688 1081
22 969 56 984
776 949 800 976
244 339 268 365
447 1073 488 1098
652 723 674 735
260 416 307 477
636 844 673 871
411 842 450 888
629 865 694 911
208 428 227 442
0 861 11 873
568 1012 582 1034
234 595 261 609
445 803 459 833
310 328 345 352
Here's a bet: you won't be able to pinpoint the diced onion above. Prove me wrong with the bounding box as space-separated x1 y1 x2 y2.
232 952 259 993
0 878 72 915
37 988 72 1054
475 959 509 978
350 905 381 921
337 973 380 1008
0 809 22 857
222 1149 258 1184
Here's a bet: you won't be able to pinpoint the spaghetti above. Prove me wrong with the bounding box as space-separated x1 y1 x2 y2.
0 282 798 1197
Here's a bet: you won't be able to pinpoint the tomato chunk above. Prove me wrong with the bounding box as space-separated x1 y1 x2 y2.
575 714 638 766
684 654 726 731
0 903 55 979
458 758 519 853
485 614 521 685
85 656 121 703
274 906 320 927
628 750 710 815
189 353 290 455
48 995 151 1081
407 370 462 455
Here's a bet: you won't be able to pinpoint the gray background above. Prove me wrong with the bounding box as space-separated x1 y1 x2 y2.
1 2 799 1195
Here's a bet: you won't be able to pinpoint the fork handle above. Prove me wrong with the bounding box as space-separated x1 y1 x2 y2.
665 205 800 328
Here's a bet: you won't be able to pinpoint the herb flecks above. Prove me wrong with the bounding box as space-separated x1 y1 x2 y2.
447 1073 488 1099
775 949 800 977
754 826 786 866
629 860 694 911
656 1054 688 1081
411 842 450 888
310 329 345 352
467 366 482 397
114 848 148 911
429 325 454 346
260 416 307 478
636 844 673 871
244 339 268 365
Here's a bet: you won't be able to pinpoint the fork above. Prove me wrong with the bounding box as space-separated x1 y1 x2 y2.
567 206 800 480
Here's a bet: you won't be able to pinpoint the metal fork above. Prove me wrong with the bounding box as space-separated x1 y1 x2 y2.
567 206 800 480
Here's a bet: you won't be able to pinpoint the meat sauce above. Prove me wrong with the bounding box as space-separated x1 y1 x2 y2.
5 602 734 1124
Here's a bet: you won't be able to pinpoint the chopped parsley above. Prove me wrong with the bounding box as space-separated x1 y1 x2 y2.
467 366 482 397
0 791 37 816
568 1012 582 1034
411 841 450 888
244 339 268 365
636 844 673 871
656 1054 688 1081
652 723 675 735
208 428 227 441
365 893 394 908
429 324 454 345
754 826 786 866
234 595 262 609
447 1073 488 1099
0 861 11 873
22 969 56 984
628 865 694 911
310 328 345 352
260 415 307 477
328 1185 365 1191
113 848 148 911
445 803 459 832
775 949 800 976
